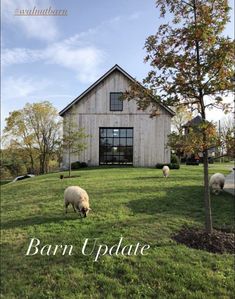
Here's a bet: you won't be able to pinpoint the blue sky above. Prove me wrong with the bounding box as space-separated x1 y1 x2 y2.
1 0 234 128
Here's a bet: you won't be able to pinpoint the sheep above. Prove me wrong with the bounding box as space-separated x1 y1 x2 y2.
162 165 170 178
209 173 225 195
64 186 91 217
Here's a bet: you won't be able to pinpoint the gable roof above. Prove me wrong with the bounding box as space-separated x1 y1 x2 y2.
59 64 175 116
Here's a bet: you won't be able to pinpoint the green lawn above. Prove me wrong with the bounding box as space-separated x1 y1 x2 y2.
0 180 11 186
1 164 234 299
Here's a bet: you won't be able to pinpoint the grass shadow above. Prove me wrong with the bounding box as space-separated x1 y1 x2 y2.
1 212 84 230
126 185 234 227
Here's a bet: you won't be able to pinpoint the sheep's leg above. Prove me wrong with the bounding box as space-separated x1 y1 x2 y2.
73 205 82 216
75 206 83 218
65 202 69 214
72 204 76 213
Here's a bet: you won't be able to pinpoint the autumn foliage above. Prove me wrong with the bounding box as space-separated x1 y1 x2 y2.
124 0 234 233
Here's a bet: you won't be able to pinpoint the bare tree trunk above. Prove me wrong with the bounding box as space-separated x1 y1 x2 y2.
29 154 35 174
39 157 44 174
42 157 46 174
200 110 213 233
39 153 46 174
202 147 213 233
193 0 213 233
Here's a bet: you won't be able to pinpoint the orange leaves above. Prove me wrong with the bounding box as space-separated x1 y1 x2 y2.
168 119 219 154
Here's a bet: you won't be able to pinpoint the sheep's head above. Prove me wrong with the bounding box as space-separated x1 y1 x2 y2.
212 184 221 195
81 207 91 218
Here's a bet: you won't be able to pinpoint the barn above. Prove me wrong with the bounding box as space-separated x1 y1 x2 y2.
59 64 175 167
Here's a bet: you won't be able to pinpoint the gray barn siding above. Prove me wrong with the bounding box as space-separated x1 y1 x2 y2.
62 69 172 167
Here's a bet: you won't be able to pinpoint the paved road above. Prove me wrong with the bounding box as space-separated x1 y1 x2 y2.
224 170 235 196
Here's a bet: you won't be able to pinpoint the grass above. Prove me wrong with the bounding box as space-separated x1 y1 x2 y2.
0 180 11 186
0 164 234 299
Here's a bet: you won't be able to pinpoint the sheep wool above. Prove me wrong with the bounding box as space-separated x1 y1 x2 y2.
64 186 91 217
209 173 225 195
162 165 170 178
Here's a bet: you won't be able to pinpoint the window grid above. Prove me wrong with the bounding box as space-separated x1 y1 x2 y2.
99 128 133 165
110 92 123 111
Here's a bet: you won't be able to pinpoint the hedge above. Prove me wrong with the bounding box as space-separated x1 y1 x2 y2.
186 161 199 166
71 161 88 170
156 163 180 169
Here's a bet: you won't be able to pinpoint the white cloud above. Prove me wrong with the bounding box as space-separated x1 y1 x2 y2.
1 75 52 128
1 76 50 100
2 13 142 82
1 0 59 41
1 48 42 66
2 35 105 83
2 14 137 83
0 74 73 120
45 39 105 82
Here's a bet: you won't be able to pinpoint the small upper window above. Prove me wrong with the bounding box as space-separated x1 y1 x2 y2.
110 92 123 111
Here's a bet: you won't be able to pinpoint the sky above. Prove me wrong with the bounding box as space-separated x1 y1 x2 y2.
1 0 234 129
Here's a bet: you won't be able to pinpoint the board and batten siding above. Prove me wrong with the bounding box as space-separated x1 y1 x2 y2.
62 69 171 167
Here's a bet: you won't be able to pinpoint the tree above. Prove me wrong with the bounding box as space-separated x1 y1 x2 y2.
24 102 61 174
172 106 193 133
4 101 61 174
125 0 234 233
3 110 36 173
1 146 27 178
62 108 89 177
168 121 219 158
220 115 234 158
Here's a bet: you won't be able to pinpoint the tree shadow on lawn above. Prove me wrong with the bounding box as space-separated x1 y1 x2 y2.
133 176 168 180
1 212 84 230
2 185 233 231
126 185 234 228
132 174 201 180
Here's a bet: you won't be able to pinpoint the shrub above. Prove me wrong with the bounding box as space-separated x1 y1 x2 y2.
71 161 81 170
208 157 214 164
186 161 199 165
198 157 214 164
171 155 180 164
171 163 180 169
186 156 200 165
156 163 180 169
71 161 88 169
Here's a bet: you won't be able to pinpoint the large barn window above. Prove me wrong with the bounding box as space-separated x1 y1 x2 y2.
99 128 133 165
110 92 123 111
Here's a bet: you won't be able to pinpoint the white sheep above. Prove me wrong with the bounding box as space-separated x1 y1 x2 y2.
162 165 170 178
209 173 225 195
64 186 91 217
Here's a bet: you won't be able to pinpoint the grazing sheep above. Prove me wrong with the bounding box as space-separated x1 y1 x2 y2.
64 186 91 217
162 165 170 178
209 173 225 195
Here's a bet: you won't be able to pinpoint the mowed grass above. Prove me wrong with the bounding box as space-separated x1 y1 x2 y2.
1 164 234 299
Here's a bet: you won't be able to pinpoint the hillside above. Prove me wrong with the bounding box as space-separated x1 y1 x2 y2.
1 165 234 298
